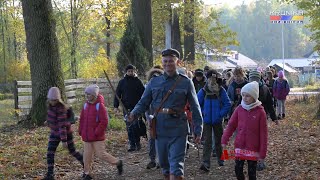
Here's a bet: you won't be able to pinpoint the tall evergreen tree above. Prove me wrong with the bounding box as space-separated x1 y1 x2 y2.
131 0 153 67
116 15 149 77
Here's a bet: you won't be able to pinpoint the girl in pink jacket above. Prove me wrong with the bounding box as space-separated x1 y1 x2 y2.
222 81 268 180
79 85 123 179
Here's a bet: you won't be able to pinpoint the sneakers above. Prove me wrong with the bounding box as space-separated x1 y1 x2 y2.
146 161 157 169
200 164 210 172
212 151 217 157
128 146 136 152
277 114 282 120
136 143 141 151
42 173 54 180
82 173 93 180
218 160 224 166
117 160 123 175
82 174 93 180
257 161 266 171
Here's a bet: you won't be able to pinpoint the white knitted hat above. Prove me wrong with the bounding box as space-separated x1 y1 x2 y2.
85 84 99 97
241 81 259 101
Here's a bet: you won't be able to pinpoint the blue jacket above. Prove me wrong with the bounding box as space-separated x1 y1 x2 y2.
197 87 231 125
131 72 203 137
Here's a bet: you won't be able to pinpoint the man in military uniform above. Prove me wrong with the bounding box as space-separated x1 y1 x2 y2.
127 48 203 180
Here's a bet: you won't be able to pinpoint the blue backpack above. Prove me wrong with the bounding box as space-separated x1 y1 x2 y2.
84 103 100 122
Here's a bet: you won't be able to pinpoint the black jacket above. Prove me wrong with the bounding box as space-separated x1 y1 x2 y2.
192 76 206 93
259 84 277 121
114 75 145 110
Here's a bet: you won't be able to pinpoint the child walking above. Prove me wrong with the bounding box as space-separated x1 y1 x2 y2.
272 70 290 119
222 81 268 180
43 87 83 180
79 84 123 180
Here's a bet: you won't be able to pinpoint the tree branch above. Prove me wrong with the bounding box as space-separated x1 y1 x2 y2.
53 1 71 44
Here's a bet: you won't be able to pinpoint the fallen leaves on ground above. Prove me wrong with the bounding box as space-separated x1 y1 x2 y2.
0 100 319 179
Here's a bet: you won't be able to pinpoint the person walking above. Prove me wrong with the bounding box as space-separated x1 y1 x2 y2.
127 48 203 180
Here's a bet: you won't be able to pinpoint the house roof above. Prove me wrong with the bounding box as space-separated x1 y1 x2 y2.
227 53 257 68
303 51 319 58
268 58 318 68
209 60 237 70
273 63 299 73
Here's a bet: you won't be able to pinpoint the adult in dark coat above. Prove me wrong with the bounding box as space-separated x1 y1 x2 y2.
114 64 145 152
192 69 206 93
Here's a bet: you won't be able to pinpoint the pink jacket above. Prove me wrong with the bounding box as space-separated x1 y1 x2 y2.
221 105 268 159
79 94 109 142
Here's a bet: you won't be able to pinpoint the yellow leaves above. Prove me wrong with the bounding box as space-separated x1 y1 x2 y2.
78 47 118 78
6 59 31 81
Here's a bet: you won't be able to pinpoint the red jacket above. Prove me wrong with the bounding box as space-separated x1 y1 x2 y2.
221 105 268 159
79 94 109 142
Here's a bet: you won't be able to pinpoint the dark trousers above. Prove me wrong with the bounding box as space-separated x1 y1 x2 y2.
202 123 223 166
235 159 257 180
126 120 141 148
148 134 156 162
46 133 83 174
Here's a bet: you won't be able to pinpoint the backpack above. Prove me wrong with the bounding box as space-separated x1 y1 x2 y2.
84 103 100 122
259 85 269 104
66 107 76 124
137 118 147 139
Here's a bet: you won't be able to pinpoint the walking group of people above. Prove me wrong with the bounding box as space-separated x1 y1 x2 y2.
42 48 290 180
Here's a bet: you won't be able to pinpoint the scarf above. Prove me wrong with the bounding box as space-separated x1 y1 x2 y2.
204 83 220 99
240 100 262 111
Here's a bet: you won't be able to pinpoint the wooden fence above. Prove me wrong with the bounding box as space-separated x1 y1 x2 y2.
14 78 119 116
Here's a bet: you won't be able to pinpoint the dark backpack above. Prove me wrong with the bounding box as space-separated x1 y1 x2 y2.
66 107 76 124
137 118 147 139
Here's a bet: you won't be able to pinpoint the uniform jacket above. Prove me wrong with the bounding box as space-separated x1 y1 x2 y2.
131 72 203 137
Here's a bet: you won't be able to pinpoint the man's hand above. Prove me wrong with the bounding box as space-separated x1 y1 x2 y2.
114 108 120 115
194 135 201 144
126 113 135 122
62 142 68 149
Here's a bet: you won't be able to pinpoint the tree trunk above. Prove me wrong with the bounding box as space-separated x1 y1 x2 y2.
131 0 153 67
171 8 183 59
70 0 79 79
184 0 195 63
21 0 65 126
0 5 7 83
317 103 320 119
104 15 111 58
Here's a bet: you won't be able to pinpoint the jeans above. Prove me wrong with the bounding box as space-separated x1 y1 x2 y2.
276 99 286 115
202 123 223 166
126 119 141 148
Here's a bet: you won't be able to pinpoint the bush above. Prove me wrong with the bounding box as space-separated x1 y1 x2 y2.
0 93 14 100
108 117 126 131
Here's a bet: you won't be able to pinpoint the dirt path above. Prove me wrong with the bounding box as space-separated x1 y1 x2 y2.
57 101 319 180
0 99 319 180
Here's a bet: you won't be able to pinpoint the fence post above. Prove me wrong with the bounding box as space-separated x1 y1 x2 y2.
13 80 18 109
